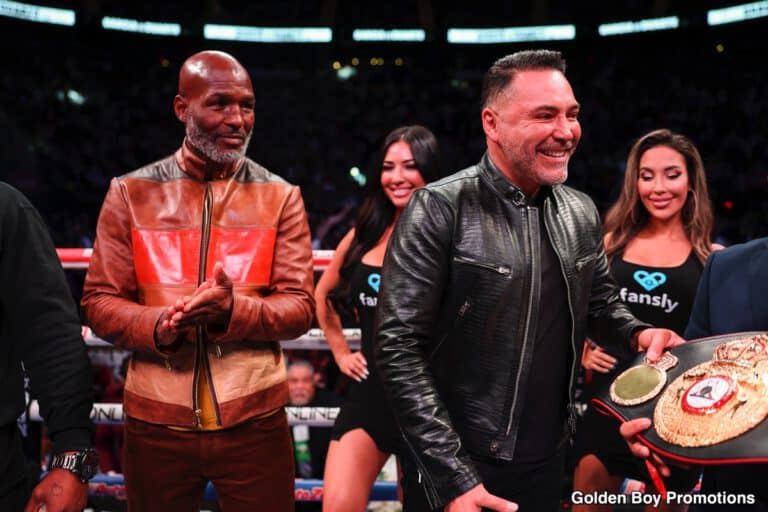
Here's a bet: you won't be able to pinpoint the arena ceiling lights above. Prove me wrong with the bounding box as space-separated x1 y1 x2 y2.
598 16 679 36
352 29 426 42
447 25 576 44
203 24 332 43
6 2 768 42
102 16 181 36
708 1 768 25
0 0 74 26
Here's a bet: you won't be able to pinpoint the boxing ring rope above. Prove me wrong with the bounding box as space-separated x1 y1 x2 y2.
57 248 336 271
29 401 340 427
47 248 397 502
82 325 362 351
82 474 398 502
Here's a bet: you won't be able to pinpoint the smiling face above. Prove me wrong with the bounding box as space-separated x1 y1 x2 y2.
482 69 581 197
175 52 255 164
380 140 427 210
637 145 690 223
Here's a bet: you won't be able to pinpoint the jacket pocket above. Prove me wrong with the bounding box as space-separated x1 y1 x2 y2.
449 256 515 323
453 255 513 277
428 296 472 361
431 256 515 363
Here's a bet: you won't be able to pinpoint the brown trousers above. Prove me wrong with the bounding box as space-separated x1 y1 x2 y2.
124 411 295 512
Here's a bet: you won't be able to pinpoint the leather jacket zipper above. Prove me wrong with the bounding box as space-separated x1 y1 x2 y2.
505 206 539 438
453 255 511 276
543 212 579 434
401 435 440 506
192 342 202 429
192 183 222 427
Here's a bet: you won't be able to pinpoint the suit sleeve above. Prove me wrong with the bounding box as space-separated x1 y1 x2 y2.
684 251 715 340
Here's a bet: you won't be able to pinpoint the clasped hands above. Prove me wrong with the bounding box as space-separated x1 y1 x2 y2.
155 262 233 347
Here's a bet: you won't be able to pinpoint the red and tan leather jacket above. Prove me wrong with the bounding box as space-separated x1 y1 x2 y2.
81 150 315 428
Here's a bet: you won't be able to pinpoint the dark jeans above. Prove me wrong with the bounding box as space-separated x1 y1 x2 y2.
0 424 30 512
401 449 566 512
124 410 295 512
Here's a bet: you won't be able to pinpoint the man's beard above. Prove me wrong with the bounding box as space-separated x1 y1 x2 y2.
500 141 569 187
186 117 252 164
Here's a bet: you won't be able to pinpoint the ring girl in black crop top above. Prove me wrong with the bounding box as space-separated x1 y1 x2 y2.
572 129 723 508
313 126 441 512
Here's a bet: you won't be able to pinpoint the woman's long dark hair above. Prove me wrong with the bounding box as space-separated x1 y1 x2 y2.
328 125 441 317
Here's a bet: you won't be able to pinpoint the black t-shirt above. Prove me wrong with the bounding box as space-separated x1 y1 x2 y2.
514 206 571 463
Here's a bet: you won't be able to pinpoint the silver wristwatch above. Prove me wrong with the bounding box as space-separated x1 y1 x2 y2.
49 449 98 483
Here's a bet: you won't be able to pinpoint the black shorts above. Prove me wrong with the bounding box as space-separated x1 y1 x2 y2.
330 376 404 455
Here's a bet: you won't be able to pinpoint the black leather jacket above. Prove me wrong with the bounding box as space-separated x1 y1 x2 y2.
375 154 649 507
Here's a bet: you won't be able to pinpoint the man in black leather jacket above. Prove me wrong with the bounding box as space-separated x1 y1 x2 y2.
375 50 683 512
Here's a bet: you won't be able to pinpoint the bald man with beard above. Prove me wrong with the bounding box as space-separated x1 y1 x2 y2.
82 51 315 511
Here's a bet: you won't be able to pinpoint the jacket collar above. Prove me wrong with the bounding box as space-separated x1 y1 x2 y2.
175 140 243 181
478 152 553 207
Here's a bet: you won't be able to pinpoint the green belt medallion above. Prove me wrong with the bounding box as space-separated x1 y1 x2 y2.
610 351 679 406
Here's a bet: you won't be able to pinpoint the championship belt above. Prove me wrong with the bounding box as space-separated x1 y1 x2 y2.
655 333 768 447
591 332 768 465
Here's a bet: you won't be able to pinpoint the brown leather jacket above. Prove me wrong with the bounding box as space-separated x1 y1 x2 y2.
82 150 315 428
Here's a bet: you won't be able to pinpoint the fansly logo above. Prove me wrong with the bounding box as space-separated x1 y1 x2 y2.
619 270 678 313
359 272 380 307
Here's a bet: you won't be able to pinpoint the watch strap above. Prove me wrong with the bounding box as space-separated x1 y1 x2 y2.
49 449 98 483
